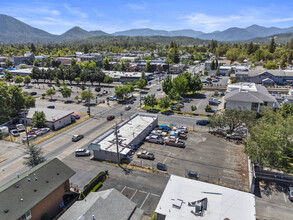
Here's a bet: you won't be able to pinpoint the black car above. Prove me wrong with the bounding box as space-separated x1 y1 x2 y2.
30 91 37 96
187 171 198 179
196 120 210 126
157 163 167 171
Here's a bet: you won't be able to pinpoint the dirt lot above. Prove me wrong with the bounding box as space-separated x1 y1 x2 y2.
131 131 250 191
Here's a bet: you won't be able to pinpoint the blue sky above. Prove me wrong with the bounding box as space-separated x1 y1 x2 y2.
1 0 293 34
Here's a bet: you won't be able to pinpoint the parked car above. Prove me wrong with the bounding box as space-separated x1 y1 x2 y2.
28 127 39 135
39 128 50 134
157 125 171 131
145 135 164 144
214 90 219 96
16 124 25 132
75 148 91 157
187 170 198 179
137 151 155 160
164 138 185 148
107 115 115 121
170 131 187 140
125 106 131 111
72 134 84 142
174 126 188 133
21 134 37 143
220 92 225 96
10 129 20 137
47 105 55 109
71 115 76 123
289 187 293 201
209 99 220 105
29 91 37 96
151 130 163 136
202 80 209 84
72 114 80 119
196 120 210 126
157 88 161 91
157 163 167 171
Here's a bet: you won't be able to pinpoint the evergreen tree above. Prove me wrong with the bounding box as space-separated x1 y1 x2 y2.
211 60 215 70
269 37 276 53
23 145 46 168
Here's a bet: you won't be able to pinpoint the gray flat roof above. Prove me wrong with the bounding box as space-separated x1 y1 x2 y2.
26 107 73 123
89 113 157 153
155 175 256 220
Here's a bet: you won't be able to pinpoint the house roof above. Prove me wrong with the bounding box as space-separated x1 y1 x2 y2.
59 188 143 220
0 158 75 220
155 175 255 220
26 107 74 123
225 83 277 104
236 69 293 77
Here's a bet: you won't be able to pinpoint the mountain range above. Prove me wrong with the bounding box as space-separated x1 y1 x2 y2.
1 14 293 43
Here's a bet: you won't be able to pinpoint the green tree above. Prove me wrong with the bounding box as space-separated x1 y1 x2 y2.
172 74 188 96
144 94 157 108
71 57 76 66
5 59 12 68
0 82 11 123
263 61 278 69
24 75 31 87
23 145 46 168
55 77 61 87
162 75 173 95
191 105 197 111
14 75 23 85
167 41 180 64
113 64 118 71
81 90 94 101
32 111 46 128
33 59 40 67
145 60 152 72
24 95 36 108
60 85 72 101
279 103 293 118
4 70 12 82
30 43 36 53
120 60 126 71
104 75 113 85
205 105 212 112
189 74 202 94
46 88 56 100
102 57 110 70
159 96 171 110
269 37 276 53
136 78 146 89
8 85 25 116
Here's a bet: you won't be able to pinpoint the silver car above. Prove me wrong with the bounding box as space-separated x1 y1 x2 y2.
145 135 164 144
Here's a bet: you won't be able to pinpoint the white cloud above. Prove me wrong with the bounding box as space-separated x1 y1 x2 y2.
127 3 146 10
64 4 88 19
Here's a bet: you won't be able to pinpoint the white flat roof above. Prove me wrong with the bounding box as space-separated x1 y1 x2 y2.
155 175 256 220
91 113 157 153
104 71 153 79
227 82 257 93
26 108 73 123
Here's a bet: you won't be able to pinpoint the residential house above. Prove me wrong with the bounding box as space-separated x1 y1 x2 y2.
225 83 280 112
0 158 76 220
59 188 143 220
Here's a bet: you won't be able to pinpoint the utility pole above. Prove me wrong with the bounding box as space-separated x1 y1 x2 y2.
87 86 91 116
139 90 142 109
115 123 120 167
24 110 29 146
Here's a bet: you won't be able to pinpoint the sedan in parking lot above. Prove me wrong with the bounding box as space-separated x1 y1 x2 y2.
72 114 80 119
10 129 20 137
196 120 210 126
157 163 167 171
125 106 131 111
22 134 37 143
47 105 55 109
289 187 293 201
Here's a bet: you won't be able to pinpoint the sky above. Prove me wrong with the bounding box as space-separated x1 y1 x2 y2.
1 0 293 35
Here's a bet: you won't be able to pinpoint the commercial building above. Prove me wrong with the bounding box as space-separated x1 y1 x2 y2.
225 83 280 112
59 188 143 220
103 71 153 82
235 69 293 85
155 175 256 220
89 113 158 163
25 107 74 130
0 158 76 220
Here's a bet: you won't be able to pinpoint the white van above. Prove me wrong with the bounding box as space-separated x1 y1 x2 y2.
16 124 25 132
0 126 9 135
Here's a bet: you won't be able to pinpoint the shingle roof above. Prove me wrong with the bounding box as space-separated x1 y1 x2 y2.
0 158 75 220
59 188 143 220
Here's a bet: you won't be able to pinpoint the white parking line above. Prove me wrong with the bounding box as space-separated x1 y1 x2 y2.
283 193 287 203
151 193 160 197
130 189 138 200
121 186 126 193
163 152 171 164
127 187 136 191
139 190 147 194
140 192 150 209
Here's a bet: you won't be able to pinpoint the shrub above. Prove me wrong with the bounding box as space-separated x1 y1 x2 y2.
191 105 197 111
205 105 212 112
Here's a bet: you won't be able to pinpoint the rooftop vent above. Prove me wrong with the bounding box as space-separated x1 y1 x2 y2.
3 209 9 213
189 198 208 217
20 198 24 202
172 199 183 209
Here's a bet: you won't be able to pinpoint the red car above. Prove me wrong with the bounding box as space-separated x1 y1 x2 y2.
107 115 115 121
73 114 80 119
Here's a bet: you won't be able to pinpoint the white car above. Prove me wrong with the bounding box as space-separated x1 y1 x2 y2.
22 134 37 143
10 129 20 137
40 128 50 134
75 148 91 157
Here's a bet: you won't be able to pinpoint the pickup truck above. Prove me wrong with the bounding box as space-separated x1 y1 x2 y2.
137 151 155 160
164 138 185 148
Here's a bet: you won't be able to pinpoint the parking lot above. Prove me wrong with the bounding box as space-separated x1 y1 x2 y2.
131 130 250 191
255 181 293 220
